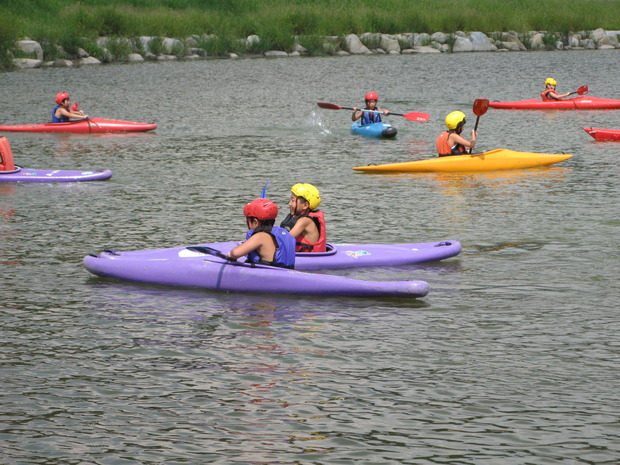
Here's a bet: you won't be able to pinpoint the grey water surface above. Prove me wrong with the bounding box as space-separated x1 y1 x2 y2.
1 50 619 464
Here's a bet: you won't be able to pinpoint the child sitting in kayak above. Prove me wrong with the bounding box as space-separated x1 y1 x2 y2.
436 111 477 157
226 198 296 269
280 183 327 253
52 92 88 123
540 78 571 101
352 92 390 126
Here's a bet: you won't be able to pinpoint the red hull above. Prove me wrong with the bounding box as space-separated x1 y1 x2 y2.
0 117 157 133
489 96 620 110
584 127 620 141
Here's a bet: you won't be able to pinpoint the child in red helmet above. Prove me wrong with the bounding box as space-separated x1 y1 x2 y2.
52 92 88 123
226 198 296 268
352 91 390 125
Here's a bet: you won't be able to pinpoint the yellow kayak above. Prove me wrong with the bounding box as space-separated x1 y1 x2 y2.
352 149 572 173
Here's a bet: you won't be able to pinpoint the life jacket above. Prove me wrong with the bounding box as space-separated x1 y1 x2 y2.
294 210 327 252
0 137 16 172
361 108 381 125
51 105 68 123
244 225 295 268
436 131 466 156
540 88 558 101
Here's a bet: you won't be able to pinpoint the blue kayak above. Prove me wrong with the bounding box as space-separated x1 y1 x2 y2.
351 121 397 138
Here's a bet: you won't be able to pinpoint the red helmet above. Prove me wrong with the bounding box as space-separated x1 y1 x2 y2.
243 198 278 220
365 91 379 101
55 92 69 104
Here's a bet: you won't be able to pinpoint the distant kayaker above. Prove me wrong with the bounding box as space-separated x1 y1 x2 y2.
52 92 88 123
436 111 477 157
226 198 296 269
280 183 327 253
352 92 390 126
540 78 571 101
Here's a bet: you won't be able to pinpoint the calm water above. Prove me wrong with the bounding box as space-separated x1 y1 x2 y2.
1 50 619 464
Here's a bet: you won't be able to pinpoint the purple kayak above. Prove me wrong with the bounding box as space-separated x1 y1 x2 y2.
83 239 461 298
0 166 112 183
0 136 111 182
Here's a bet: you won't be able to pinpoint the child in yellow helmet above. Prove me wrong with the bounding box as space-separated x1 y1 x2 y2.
541 78 570 101
280 183 327 253
436 111 477 157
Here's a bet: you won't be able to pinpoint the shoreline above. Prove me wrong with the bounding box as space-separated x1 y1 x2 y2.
8 28 620 71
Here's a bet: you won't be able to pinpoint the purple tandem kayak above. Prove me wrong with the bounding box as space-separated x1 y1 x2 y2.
83 240 461 297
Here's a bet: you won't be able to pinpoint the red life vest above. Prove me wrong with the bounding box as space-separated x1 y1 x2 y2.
295 210 327 253
0 137 15 172
436 131 466 156
540 88 558 101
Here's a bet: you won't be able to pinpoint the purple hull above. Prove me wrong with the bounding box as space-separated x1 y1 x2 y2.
82 239 461 297
0 166 112 182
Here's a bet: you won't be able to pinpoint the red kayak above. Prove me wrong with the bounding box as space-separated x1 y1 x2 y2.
489 96 620 110
0 117 157 133
584 127 620 141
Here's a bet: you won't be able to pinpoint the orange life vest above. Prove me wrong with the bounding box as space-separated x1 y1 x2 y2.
0 137 16 172
436 131 466 156
295 210 327 253
540 88 558 101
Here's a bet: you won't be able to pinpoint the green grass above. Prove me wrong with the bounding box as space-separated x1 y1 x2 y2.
1 0 618 69
5 0 619 40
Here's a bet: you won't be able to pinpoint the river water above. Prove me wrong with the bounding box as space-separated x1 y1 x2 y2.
1 50 619 464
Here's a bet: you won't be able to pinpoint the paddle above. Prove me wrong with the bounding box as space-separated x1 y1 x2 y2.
469 98 489 154
317 102 430 122
261 181 268 198
186 245 230 260
568 85 588 96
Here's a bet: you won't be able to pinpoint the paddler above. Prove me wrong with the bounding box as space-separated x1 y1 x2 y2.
226 198 296 269
352 92 390 126
540 78 571 101
279 183 327 253
52 92 88 123
436 111 477 157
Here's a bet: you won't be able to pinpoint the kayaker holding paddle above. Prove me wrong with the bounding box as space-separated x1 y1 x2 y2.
226 198 296 268
352 92 390 125
540 78 571 101
436 111 477 157
280 183 327 253
52 92 88 123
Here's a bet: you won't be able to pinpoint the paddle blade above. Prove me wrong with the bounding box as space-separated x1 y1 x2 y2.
261 181 269 198
402 111 430 122
577 85 588 95
473 99 490 117
317 102 343 110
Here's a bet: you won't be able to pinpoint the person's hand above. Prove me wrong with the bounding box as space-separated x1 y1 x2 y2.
383 110 390 115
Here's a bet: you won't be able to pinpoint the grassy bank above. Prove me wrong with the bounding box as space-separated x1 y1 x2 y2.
2 0 619 68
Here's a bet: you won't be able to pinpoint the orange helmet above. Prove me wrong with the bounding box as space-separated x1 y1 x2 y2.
243 198 278 220
55 92 69 105
365 92 379 102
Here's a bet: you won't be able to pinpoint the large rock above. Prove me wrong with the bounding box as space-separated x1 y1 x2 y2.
16 40 43 60
345 34 371 54
469 32 496 51
380 34 400 53
13 58 42 68
162 37 183 55
592 28 620 47
79 56 101 65
452 36 473 52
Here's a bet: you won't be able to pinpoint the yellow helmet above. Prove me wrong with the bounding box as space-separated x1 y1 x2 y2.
291 183 321 210
445 111 466 130
545 77 557 86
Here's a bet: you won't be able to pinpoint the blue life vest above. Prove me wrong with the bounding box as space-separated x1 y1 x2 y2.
361 109 381 125
244 225 296 269
51 106 68 123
